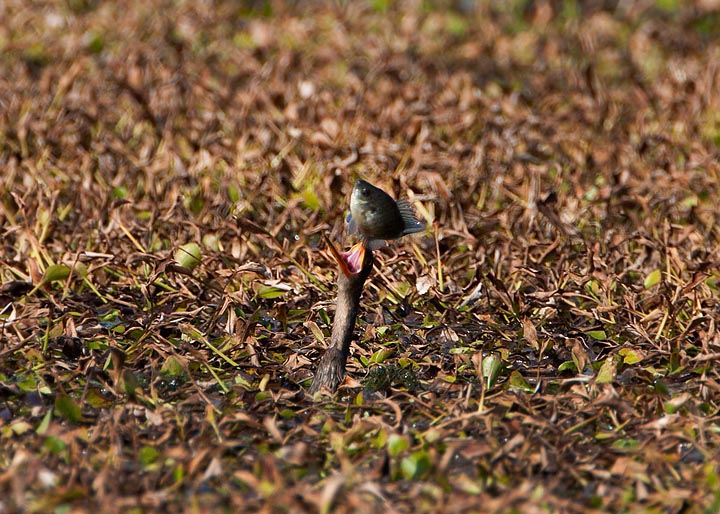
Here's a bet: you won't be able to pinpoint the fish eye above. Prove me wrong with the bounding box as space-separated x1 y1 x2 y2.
360 188 370 196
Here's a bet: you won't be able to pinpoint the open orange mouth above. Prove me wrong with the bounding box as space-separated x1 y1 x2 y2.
324 235 366 276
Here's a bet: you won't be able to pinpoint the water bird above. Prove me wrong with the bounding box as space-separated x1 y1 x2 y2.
310 179 425 394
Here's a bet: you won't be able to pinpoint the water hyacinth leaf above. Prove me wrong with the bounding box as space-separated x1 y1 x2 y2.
301 186 320 211
174 242 202 269
482 353 503 388
644 269 662 289
55 394 82 423
234 375 253 389
85 388 112 408
45 436 67 454
585 279 601 296
228 183 240 203
401 451 432 480
41 264 71 284
317 309 331 325
111 186 128 199
612 438 639 451
387 434 409 457
139 446 160 467
558 360 577 372
619 348 644 365
508 371 534 392
596 356 617 384
370 347 394 364
304 320 325 344
587 330 607 340
255 391 272 402
74 262 89 278
255 284 289 299
160 356 187 378
17 374 38 393
36 409 53 435
376 326 389 336
372 429 388 449
122 370 142 396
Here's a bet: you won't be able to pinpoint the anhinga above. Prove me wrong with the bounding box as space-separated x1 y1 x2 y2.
310 240 372 394
310 179 425 394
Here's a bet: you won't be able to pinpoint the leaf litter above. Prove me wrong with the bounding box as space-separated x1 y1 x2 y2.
1 1 720 512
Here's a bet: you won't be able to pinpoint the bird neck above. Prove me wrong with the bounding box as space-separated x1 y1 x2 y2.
329 251 373 358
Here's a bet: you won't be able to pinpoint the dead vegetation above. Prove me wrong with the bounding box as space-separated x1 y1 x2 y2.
1 0 720 512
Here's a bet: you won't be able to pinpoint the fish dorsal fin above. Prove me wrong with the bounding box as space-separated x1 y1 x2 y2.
396 200 426 235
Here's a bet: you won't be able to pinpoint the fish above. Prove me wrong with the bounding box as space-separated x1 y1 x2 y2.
346 179 425 249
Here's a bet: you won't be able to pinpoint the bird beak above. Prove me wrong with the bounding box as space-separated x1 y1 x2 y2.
324 234 366 276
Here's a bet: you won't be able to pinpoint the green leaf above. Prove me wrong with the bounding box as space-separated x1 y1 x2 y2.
372 429 388 449
228 184 240 203
160 356 187 378
644 269 662 289
36 409 53 435
304 321 325 344
41 264 71 284
17 374 38 393
111 186 128 199
612 438 639 450
587 330 607 340
585 279 601 296
122 370 142 396
619 348 643 365
370 348 394 364
301 187 320 211
54 394 82 423
508 371 534 392
255 391 272 402
44 436 67 454
139 446 160 466
401 451 432 480
371 0 391 12
558 360 577 372
86 32 104 53
85 388 112 408
596 357 617 384
446 13 468 37
655 0 679 13
387 434 409 457
279 408 296 419
174 242 202 269
482 353 503 388
255 285 288 299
